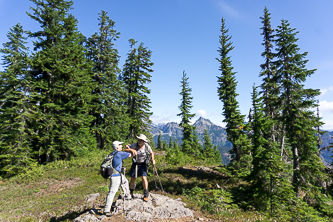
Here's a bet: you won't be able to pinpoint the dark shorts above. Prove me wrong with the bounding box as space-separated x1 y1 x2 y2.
130 163 148 177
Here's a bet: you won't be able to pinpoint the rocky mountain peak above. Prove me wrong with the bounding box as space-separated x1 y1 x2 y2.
193 117 224 134
194 117 214 126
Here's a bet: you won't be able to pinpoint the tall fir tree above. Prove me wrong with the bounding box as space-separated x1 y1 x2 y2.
273 19 331 216
0 23 35 177
157 131 162 149
249 85 294 218
27 0 96 162
258 7 282 144
86 10 129 148
259 7 276 119
169 136 173 149
216 17 252 175
162 140 168 150
174 139 179 150
203 129 221 164
249 8 295 217
122 39 154 141
177 71 200 156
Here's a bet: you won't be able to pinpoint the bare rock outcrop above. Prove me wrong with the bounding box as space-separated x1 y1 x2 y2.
73 193 194 222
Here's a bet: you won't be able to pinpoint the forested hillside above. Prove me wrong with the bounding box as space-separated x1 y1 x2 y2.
0 0 154 178
152 117 333 166
0 1 333 221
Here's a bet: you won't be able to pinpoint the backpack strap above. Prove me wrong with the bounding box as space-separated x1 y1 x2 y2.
145 143 151 156
112 151 121 170
110 150 119 157
132 143 151 164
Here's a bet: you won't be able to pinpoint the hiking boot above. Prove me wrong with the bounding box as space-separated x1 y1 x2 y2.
143 189 149 202
130 189 134 199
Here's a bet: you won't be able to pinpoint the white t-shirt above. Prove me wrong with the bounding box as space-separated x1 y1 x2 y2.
131 143 152 163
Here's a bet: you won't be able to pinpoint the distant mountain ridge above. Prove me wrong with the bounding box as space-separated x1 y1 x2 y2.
150 117 333 166
151 117 232 164
151 117 231 148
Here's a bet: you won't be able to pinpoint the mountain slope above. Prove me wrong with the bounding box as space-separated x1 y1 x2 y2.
151 117 333 166
151 117 231 148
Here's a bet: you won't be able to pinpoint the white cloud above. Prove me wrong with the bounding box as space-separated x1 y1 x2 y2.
216 0 239 18
318 100 333 130
319 100 333 114
320 86 333 96
150 111 180 124
215 121 226 128
321 117 333 131
197 109 207 118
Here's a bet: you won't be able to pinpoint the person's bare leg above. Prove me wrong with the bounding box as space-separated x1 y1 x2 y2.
142 176 149 201
130 177 136 189
142 176 148 190
129 177 136 198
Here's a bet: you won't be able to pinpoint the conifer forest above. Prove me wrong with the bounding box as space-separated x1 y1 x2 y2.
0 1 332 221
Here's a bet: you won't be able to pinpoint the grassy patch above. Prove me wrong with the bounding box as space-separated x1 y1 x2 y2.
0 149 257 221
2 149 330 221
0 149 109 221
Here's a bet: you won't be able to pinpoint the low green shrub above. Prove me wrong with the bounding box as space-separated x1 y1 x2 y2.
183 186 233 214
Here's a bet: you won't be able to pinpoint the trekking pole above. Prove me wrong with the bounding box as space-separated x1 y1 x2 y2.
119 168 125 213
120 167 131 213
153 164 164 192
122 169 125 212
152 165 158 190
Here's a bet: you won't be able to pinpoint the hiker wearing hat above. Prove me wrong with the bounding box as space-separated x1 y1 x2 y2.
103 141 137 216
125 134 155 202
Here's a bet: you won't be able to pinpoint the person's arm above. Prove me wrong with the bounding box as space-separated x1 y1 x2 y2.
124 144 137 156
151 151 155 165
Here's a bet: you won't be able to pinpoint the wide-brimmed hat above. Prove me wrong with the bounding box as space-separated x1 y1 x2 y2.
112 141 124 150
136 134 149 143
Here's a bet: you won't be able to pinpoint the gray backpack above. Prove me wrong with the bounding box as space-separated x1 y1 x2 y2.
100 151 120 179
132 143 151 165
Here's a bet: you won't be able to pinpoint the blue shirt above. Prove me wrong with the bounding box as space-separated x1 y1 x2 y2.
111 151 130 177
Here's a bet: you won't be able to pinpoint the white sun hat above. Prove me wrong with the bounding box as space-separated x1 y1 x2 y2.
136 134 149 143
112 141 124 150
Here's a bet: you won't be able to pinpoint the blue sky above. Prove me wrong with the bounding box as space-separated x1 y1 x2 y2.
1 0 333 129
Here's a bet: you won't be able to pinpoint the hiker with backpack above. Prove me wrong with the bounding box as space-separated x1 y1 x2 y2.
125 134 155 202
102 140 137 216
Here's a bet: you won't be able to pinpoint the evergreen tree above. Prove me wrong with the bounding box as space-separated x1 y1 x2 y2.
157 131 162 149
162 140 168 150
174 139 179 150
0 23 35 176
273 19 331 216
249 85 294 218
274 20 323 195
169 136 173 149
249 9 295 216
203 129 221 164
216 17 252 175
122 39 153 141
86 10 129 148
177 71 200 156
259 7 276 118
27 0 96 162
258 7 282 145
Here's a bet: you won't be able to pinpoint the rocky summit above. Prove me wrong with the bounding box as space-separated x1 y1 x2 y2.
73 193 195 222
